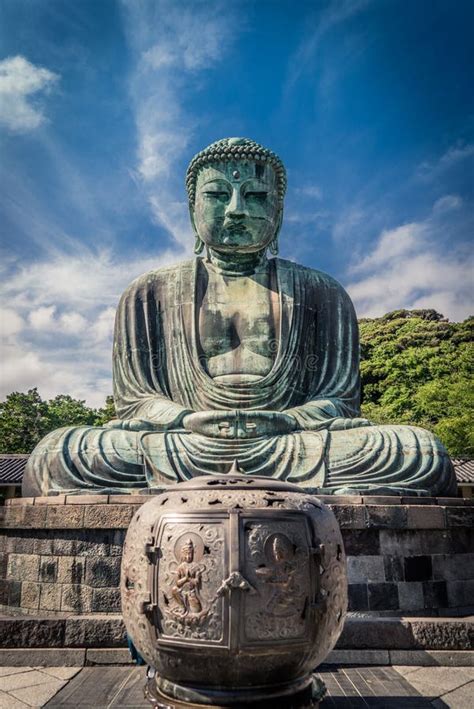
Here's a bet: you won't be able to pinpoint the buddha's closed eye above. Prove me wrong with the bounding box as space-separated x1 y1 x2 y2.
245 192 267 201
204 191 229 202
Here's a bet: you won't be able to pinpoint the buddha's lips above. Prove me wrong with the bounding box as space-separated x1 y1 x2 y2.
222 226 249 239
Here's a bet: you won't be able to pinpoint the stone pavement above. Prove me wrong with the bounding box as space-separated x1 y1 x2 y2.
0 665 472 708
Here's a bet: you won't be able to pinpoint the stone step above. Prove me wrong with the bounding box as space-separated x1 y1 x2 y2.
0 613 472 651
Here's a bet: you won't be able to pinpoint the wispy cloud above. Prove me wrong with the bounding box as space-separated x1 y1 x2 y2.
0 55 59 132
346 199 473 321
432 194 463 213
293 184 323 200
332 206 369 243
416 142 474 180
285 0 371 91
120 0 236 249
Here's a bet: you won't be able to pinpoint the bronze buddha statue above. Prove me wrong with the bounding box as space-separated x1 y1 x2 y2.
23 138 456 497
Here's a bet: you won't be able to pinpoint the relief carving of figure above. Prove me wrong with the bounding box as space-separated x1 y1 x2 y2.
166 538 208 625
255 534 297 615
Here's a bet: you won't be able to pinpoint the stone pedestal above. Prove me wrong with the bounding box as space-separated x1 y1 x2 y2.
1 494 473 618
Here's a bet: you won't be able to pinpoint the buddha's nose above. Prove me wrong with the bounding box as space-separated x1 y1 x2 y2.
225 188 247 219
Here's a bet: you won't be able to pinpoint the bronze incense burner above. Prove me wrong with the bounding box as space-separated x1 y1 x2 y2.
121 475 347 707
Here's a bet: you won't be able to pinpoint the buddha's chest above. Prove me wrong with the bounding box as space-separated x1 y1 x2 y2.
197 272 277 380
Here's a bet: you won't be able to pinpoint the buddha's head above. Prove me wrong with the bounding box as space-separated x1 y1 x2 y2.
186 138 286 256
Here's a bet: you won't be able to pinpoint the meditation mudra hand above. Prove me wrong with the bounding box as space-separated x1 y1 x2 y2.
182 411 298 439
22 137 456 497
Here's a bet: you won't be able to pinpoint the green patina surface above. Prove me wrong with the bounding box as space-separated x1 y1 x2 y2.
22 138 456 497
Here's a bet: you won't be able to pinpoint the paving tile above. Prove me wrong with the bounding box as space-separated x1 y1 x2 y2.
399 666 474 697
0 690 29 708
13 663 473 709
0 668 34 678
431 680 474 709
317 666 432 707
0 669 53 692
392 665 427 675
38 668 82 681
44 667 136 706
108 667 147 707
9 679 66 707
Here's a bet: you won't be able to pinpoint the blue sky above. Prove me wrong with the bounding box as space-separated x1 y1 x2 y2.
0 0 473 405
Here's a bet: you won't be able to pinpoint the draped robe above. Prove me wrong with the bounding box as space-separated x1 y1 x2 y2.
22 257 456 497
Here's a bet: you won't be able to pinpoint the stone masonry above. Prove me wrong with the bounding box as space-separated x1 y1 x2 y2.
0 494 473 616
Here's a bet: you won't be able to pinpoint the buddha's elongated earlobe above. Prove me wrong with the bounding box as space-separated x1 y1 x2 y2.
268 207 283 256
268 237 279 255
190 206 204 254
194 235 204 254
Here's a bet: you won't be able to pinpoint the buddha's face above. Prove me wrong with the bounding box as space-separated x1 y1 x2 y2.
192 161 281 253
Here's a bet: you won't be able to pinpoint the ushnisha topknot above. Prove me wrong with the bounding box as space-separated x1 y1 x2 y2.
186 137 287 207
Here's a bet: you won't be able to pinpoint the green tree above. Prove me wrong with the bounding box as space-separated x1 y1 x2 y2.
46 394 98 430
0 389 50 454
0 389 117 454
360 310 474 457
94 395 116 425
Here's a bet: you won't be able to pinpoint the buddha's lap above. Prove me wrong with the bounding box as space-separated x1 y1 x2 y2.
33 421 446 464
23 420 454 497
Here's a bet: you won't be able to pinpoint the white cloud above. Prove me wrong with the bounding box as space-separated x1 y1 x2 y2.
285 210 330 224
138 124 186 182
417 143 474 180
438 144 474 168
332 206 367 243
0 248 182 405
293 184 323 200
142 6 228 71
0 55 59 132
432 194 462 213
59 311 88 335
0 308 24 337
0 340 111 408
4 249 179 311
29 305 56 330
91 307 116 342
29 306 88 335
350 222 426 274
347 207 473 321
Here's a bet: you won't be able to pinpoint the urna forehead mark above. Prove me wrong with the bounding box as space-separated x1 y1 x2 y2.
197 161 276 186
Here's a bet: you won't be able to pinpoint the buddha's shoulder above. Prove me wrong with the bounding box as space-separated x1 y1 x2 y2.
121 259 195 295
274 258 349 294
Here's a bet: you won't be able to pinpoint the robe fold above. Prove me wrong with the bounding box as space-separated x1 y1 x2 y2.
22 258 456 497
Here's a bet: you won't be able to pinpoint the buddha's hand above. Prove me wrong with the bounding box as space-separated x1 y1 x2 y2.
327 417 372 431
105 418 164 432
182 410 298 439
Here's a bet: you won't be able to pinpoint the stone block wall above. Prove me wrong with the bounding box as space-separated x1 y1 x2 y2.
0 497 141 614
0 495 473 616
329 501 474 615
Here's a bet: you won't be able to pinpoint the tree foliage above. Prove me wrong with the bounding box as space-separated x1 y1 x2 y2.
0 389 116 454
359 309 474 457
